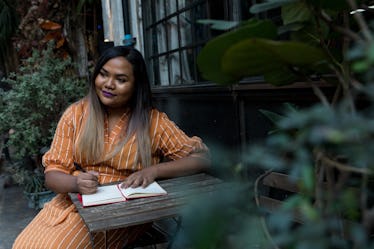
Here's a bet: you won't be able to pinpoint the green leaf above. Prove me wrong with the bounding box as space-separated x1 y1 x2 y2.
259 109 285 125
263 67 298 86
282 2 312 25
283 102 299 114
352 60 369 73
300 201 319 220
250 0 297 14
283 194 303 210
289 21 329 46
277 23 305 35
221 38 329 85
197 19 239 30
300 166 314 194
197 19 277 84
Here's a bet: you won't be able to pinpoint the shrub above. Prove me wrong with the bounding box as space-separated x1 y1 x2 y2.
0 43 86 161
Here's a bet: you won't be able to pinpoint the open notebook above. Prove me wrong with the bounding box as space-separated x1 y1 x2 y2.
80 181 167 207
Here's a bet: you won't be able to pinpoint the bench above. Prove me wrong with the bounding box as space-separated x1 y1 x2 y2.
257 171 304 223
256 169 366 239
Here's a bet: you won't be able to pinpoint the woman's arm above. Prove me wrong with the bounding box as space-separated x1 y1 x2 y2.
122 152 210 188
122 110 211 188
155 152 210 178
45 171 99 194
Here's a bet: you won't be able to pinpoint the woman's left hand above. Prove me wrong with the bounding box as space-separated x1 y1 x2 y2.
121 166 158 189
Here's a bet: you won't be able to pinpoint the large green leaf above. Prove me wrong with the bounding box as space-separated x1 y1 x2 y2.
197 19 277 84
282 1 312 25
221 38 329 85
264 67 298 86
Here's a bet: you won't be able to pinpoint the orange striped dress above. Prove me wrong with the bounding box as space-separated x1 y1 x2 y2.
13 99 208 249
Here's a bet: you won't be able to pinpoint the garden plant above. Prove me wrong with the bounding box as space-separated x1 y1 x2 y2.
0 43 86 206
175 1 374 249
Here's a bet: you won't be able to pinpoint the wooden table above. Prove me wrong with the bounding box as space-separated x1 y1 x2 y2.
69 173 224 246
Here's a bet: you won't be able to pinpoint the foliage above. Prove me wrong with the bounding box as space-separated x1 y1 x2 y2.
187 0 374 249
7 161 47 193
10 0 77 61
0 42 86 161
196 0 371 105
241 100 374 249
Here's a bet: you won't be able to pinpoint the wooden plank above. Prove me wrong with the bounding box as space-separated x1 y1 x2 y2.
69 173 226 232
259 196 304 223
258 196 282 213
259 171 361 240
260 172 306 224
81 183 224 231
74 174 223 215
263 172 299 193
262 172 360 196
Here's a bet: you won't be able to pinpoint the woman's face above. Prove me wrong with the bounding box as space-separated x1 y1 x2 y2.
95 56 135 111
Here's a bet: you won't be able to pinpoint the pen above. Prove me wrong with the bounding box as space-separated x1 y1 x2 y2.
74 162 86 172
74 162 101 185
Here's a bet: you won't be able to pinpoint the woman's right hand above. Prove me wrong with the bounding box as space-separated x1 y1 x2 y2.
76 171 100 194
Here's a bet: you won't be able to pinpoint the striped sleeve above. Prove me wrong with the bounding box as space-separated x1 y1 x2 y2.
151 110 209 161
42 103 80 174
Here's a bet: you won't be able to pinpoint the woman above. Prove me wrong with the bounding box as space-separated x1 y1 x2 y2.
13 46 210 249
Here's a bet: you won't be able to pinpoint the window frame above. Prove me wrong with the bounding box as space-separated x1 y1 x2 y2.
135 0 250 87
122 0 279 88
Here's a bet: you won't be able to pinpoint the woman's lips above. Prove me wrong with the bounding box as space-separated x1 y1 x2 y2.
102 90 115 98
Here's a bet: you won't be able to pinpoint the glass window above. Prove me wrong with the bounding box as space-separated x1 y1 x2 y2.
142 0 251 86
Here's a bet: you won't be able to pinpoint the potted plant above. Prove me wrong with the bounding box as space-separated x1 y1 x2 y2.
0 42 86 209
174 1 374 248
7 156 53 209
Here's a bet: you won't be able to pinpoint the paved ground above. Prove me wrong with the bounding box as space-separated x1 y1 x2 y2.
0 175 178 249
0 176 39 249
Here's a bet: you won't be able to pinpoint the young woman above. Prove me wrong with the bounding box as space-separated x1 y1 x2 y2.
13 46 210 249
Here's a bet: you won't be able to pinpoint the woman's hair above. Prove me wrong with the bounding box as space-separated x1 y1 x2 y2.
76 46 153 167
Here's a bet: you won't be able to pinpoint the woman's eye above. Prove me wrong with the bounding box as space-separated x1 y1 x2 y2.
99 71 107 77
118 78 127 83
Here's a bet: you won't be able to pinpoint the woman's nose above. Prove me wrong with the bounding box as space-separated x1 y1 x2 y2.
104 77 115 89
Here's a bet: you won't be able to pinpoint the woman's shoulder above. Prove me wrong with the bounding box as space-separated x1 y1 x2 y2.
64 98 88 113
150 108 169 121
60 98 88 120
149 108 180 131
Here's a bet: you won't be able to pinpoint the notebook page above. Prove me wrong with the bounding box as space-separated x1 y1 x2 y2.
119 181 167 198
82 184 125 206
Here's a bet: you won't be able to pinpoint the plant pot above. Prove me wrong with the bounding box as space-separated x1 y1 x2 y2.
24 190 56 209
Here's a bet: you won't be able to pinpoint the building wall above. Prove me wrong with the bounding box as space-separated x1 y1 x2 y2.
152 83 333 170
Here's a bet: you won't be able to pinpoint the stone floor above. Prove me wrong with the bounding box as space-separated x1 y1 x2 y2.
0 176 39 249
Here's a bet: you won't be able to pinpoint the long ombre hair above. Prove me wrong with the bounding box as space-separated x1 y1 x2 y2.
75 46 153 167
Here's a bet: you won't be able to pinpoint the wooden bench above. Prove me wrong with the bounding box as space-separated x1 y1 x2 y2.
257 171 305 223
256 170 366 239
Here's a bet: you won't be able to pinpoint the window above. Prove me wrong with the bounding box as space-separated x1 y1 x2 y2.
140 0 251 86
